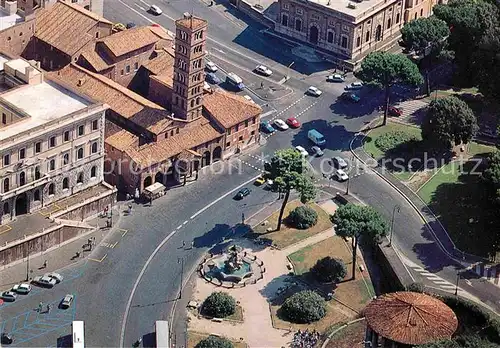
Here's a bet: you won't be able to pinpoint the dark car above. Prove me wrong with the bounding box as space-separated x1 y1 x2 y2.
388 105 403 117
260 121 275 133
126 22 136 29
205 72 221 84
340 92 360 103
235 188 251 200
1 333 13 345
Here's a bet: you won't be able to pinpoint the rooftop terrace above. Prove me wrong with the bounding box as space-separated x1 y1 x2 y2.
307 0 394 20
0 11 22 31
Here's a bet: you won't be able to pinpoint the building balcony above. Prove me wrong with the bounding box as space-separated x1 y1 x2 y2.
0 175 50 200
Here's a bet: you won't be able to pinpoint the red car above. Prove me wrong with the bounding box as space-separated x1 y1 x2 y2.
286 117 301 128
388 106 403 117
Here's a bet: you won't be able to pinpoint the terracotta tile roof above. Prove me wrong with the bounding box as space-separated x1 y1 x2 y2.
149 25 174 41
176 16 207 30
100 26 159 57
364 292 458 345
35 1 112 57
150 71 173 88
106 117 222 167
80 46 112 72
203 89 262 129
142 50 174 76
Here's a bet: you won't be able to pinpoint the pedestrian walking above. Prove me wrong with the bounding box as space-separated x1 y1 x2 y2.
260 82 264 89
190 241 195 249
38 302 43 312
46 304 51 313
182 241 186 248
128 204 132 214
43 260 47 268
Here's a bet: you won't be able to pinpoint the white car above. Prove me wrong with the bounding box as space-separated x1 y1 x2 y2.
255 65 272 76
273 119 289 130
327 73 345 82
295 146 309 157
307 86 322 96
12 283 31 294
335 169 349 181
45 272 63 283
243 95 255 103
345 81 363 90
33 275 57 287
203 81 211 91
149 5 162 15
1 291 17 302
61 294 74 309
205 61 218 72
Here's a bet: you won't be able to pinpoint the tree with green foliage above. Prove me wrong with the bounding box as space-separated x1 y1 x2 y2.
475 26 500 102
202 292 236 318
401 17 451 96
357 52 423 126
288 205 318 229
482 151 500 203
311 256 347 283
331 204 388 280
269 149 316 231
195 335 234 348
281 290 326 323
421 96 478 150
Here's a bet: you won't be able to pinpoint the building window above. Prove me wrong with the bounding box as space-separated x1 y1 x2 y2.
126 65 130 74
34 189 40 201
34 166 40 180
3 178 9 193
283 3 289 9
245 120 249 127
1 113 5 124
49 136 56 147
77 148 84 159
366 31 370 42
235 124 239 132
35 142 41 153
95 31 99 38
49 159 55 171
77 172 83 184
420 9 423 16
90 166 97 178
227 128 231 135
3 202 9 215
387 18 392 29
190 99 195 108
341 36 348 48
226 142 230 147
239 136 243 141
64 130 70 142
170 130 174 136
251 130 255 135
356 36 361 47
176 128 179 134
414 12 417 20
295 19 302 32
396 13 400 23
19 148 25 159
327 31 334 43
63 177 69 189
253 117 256 124
3 154 9 166
48 183 55 195
91 142 98 154
78 125 85 136
63 153 69 165
134 62 139 71
92 120 98 130
121 69 124 75
19 171 26 186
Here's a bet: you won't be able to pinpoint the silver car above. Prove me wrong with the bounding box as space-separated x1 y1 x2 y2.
45 272 63 283
1 291 17 302
12 283 31 294
61 294 74 309
33 275 57 288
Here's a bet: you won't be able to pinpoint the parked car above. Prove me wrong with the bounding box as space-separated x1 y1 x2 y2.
149 5 162 15
254 176 266 185
1 291 17 302
45 272 63 283
60 294 74 309
260 121 275 133
205 72 221 84
345 81 363 90
243 95 255 103
295 146 309 157
203 82 211 92
33 275 57 288
326 73 345 82
286 117 300 128
308 129 326 146
388 105 403 117
311 146 324 157
1 333 13 345
340 92 360 103
236 188 251 199
205 61 218 72
273 119 289 130
255 65 272 76
307 86 322 97
12 283 31 294
334 169 349 181
126 22 136 29
332 156 348 169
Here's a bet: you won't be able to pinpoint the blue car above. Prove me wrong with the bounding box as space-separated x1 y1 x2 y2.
260 121 275 133
205 72 221 84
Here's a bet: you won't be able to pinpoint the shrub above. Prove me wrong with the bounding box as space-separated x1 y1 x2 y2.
311 256 347 283
374 130 419 153
281 290 326 323
288 206 318 229
406 282 425 293
202 292 236 318
195 335 234 348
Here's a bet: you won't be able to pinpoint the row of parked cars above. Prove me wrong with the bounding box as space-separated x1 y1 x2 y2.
0 272 63 303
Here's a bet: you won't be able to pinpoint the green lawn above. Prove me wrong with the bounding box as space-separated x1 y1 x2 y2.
468 141 495 157
418 161 462 204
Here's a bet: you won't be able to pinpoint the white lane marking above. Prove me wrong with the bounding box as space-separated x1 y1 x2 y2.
183 220 188 225
261 110 275 118
133 3 146 11
189 174 261 220
176 224 182 230
118 0 158 24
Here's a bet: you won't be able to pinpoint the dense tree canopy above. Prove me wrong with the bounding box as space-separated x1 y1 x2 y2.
357 52 423 125
196 336 234 348
401 17 450 55
482 151 500 203
311 256 347 283
269 149 316 231
281 290 326 323
475 26 500 101
421 96 478 150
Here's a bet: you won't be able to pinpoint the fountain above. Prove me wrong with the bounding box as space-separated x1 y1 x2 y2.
202 245 258 284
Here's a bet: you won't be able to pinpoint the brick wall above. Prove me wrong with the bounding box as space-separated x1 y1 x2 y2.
148 76 172 109
0 18 36 57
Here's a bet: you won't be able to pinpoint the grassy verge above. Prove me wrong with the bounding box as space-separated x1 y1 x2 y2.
250 200 332 249
226 305 244 322
468 141 496 157
325 319 366 348
187 331 247 348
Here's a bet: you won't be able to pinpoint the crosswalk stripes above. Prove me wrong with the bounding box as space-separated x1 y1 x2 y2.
394 100 429 118
101 241 118 249
408 265 464 293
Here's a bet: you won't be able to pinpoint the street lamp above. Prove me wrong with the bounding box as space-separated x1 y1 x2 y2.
455 271 461 296
389 204 401 247
177 257 184 300
345 177 351 195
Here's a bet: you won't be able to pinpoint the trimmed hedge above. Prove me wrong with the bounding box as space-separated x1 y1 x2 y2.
374 130 419 153
311 256 347 283
202 292 236 318
288 206 318 229
281 290 326 323
195 335 234 348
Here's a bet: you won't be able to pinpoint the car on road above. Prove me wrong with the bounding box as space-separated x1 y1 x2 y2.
33 275 57 288
340 92 360 103
254 176 266 185
345 82 363 90
255 65 272 76
126 22 136 29
260 121 275 133
205 72 221 84
295 146 309 157
205 61 218 72
12 283 31 294
332 156 348 169
1 291 17 302
311 146 324 157
236 188 251 199
388 105 403 117
326 73 345 82
60 294 74 309
273 119 289 130
286 117 300 128
149 5 162 15
1 333 13 345
203 82 211 92
334 169 349 181
45 272 63 283
307 86 322 97
243 95 255 103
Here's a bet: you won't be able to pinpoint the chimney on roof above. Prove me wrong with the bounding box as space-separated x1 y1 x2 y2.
77 78 85 87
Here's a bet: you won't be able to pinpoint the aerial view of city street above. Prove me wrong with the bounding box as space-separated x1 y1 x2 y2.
1 0 500 346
